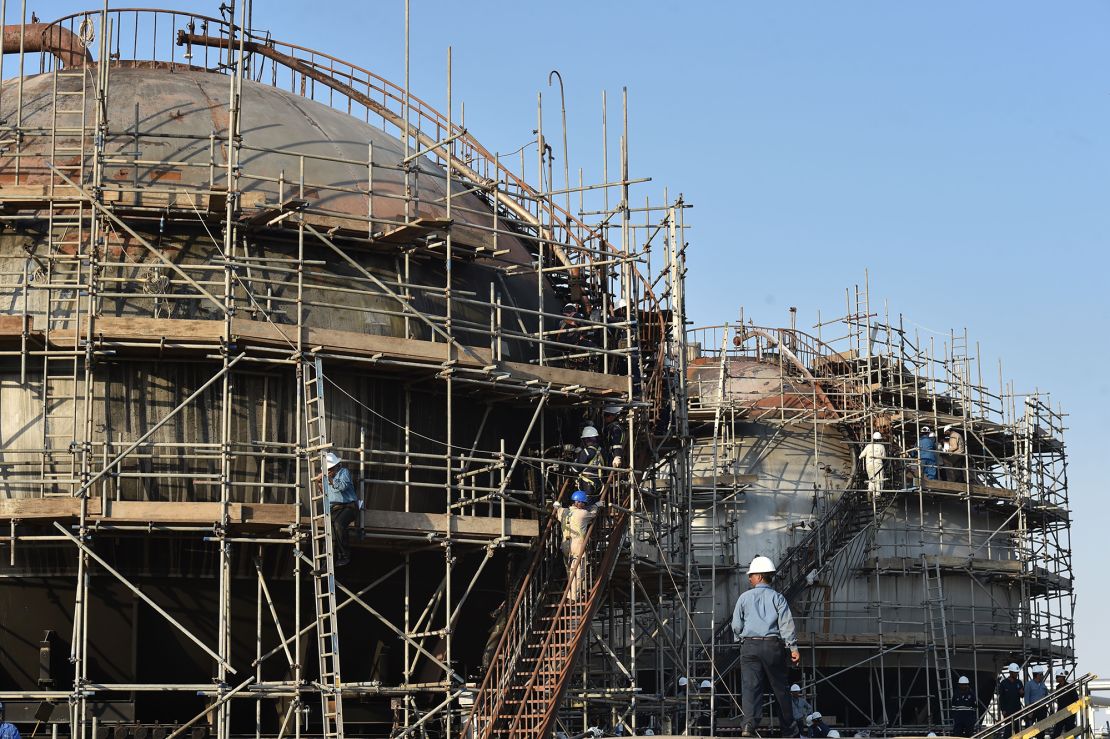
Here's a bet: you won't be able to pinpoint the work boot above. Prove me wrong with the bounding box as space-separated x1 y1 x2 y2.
741 727 754 738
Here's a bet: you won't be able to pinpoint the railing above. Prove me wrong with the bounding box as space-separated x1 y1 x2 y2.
972 673 1095 739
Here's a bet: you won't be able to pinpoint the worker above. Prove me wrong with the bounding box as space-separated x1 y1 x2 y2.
791 684 813 734
1025 664 1049 724
576 426 605 497
1052 669 1079 738
942 424 966 483
805 711 830 738
0 703 20 739
916 426 939 481
731 555 800 738
997 663 1025 733
553 490 601 601
951 675 978 737
320 452 358 567
602 405 626 469
557 302 584 367
859 431 887 494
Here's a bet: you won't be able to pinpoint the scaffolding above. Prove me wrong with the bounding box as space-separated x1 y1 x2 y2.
685 278 1075 733
0 6 695 739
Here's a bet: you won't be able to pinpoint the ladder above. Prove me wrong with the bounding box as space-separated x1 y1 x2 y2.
923 556 953 727
301 357 345 739
41 62 92 496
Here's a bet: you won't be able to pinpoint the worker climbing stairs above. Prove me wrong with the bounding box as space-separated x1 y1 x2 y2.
464 485 630 739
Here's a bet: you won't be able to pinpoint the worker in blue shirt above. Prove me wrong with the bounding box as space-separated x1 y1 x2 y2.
732 555 801 738
320 452 358 567
915 426 939 480
1025 664 1049 719
0 702 21 739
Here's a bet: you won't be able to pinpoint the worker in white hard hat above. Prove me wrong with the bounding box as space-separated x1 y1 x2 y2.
790 684 813 734
601 405 626 469
318 451 357 567
1052 669 1078 739
859 431 887 495
0 701 20 739
1025 664 1049 722
731 555 800 737
914 425 939 481
805 711 830 738
997 662 1024 735
941 424 966 483
952 675 978 736
575 426 604 497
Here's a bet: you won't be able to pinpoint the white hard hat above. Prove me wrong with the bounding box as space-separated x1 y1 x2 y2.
614 298 627 310
828 731 841 738
808 712 822 721
325 452 342 469
1007 662 1020 673
921 425 931 433
644 730 654 737
748 555 776 575
699 679 712 690
1055 668 1068 678
790 683 802 692
678 676 688 687
872 431 883 440
943 425 953 432
603 405 623 415
927 733 937 737
958 675 970 685
1032 665 1046 674
581 425 599 439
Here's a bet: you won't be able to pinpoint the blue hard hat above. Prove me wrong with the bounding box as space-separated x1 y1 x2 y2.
571 490 589 503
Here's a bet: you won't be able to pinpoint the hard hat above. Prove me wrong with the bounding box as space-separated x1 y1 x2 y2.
1032 665 1046 674
943 425 953 432
699 679 712 690
809 712 822 721
927 733 937 737
581 425 599 439
325 452 342 469
827 731 840 738
958 676 970 685
644 730 655 736
748 555 776 575
921 425 931 433
872 431 883 440
1055 668 1067 678
603 405 623 415
678 676 688 687
571 490 590 504
1007 662 1020 673
563 302 578 313
790 683 802 692
614 298 627 311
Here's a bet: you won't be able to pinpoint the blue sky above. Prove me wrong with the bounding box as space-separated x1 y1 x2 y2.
45 1 1110 673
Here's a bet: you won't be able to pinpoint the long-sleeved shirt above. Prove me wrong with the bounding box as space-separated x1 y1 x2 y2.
0 722 22 739
323 466 357 509
556 504 598 557
918 434 938 463
731 583 798 649
791 696 813 722
944 430 964 455
859 442 886 471
603 421 626 465
997 677 1024 715
576 444 604 487
1024 678 1049 705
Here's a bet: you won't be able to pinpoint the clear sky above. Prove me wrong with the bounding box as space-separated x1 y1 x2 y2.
44 1 1110 675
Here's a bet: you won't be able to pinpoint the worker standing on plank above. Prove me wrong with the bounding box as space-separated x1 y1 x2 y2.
320 451 358 567
576 426 604 497
553 490 601 601
916 426 939 481
997 663 1025 736
1025 664 1050 729
943 424 966 483
951 675 978 737
859 431 887 494
790 683 813 734
731 555 801 738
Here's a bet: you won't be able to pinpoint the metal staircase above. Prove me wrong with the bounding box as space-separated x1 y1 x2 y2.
922 556 954 727
301 356 345 739
464 486 630 739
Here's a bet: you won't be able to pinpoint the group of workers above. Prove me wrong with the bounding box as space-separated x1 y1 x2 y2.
987 662 1079 739
858 424 967 492
555 298 630 372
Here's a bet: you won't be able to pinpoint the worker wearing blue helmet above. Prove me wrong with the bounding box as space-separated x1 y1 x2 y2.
553 490 603 601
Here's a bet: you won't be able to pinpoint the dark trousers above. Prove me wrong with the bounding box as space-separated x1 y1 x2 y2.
740 638 794 734
952 712 977 737
330 502 357 562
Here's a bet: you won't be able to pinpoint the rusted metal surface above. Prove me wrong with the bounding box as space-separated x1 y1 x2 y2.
1 23 92 67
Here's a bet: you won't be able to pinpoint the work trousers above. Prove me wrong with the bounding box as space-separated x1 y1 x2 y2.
952 711 977 737
561 538 590 601
865 460 885 494
330 502 358 563
739 638 795 735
